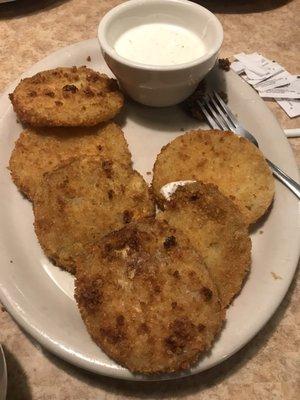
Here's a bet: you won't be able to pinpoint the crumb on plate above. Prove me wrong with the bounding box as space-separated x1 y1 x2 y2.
271 272 282 280
218 58 231 71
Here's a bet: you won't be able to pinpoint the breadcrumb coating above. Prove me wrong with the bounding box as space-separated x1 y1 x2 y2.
158 182 251 307
9 66 123 127
75 219 224 374
9 122 131 200
152 129 275 225
33 156 155 274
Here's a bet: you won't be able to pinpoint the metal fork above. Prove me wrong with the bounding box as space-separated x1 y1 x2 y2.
198 91 300 199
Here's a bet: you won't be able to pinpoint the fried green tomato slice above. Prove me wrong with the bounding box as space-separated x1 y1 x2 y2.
9 122 131 200
157 182 252 307
152 130 275 225
75 219 225 374
9 66 123 126
33 156 155 274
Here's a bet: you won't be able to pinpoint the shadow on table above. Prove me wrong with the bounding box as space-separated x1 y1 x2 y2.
0 0 68 19
194 0 292 13
0 0 292 19
2 345 32 400
44 263 299 398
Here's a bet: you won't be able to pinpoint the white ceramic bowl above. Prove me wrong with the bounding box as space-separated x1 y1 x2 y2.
98 0 223 107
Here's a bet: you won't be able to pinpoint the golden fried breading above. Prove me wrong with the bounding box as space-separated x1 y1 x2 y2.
157 182 251 307
152 130 275 225
9 66 123 126
9 122 131 200
75 219 224 374
33 157 155 274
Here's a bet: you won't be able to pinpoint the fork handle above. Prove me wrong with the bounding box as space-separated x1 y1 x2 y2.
267 159 300 199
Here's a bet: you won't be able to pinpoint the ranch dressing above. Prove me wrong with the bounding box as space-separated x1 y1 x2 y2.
160 180 196 200
114 23 206 66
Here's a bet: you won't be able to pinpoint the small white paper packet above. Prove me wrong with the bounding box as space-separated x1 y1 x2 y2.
234 52 266 75
230 61 245 74
255 71 297 92
276 99 300 118
235 52 284 82
230 52 299 118
259 78 300 99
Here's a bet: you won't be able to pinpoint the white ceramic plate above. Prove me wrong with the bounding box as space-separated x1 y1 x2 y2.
0 39 299 381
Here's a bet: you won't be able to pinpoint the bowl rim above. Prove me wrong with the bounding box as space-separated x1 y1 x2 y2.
98 0 224 72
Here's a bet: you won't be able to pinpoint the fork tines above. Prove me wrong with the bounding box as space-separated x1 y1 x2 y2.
197 91 238 132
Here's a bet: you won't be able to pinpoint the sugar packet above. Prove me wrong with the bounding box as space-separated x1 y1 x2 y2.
230 52 300 117
276 99 300 118
258 78 300 99
255 71 297 92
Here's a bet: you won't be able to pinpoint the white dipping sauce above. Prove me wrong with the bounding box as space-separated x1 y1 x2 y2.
114 23 206 66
